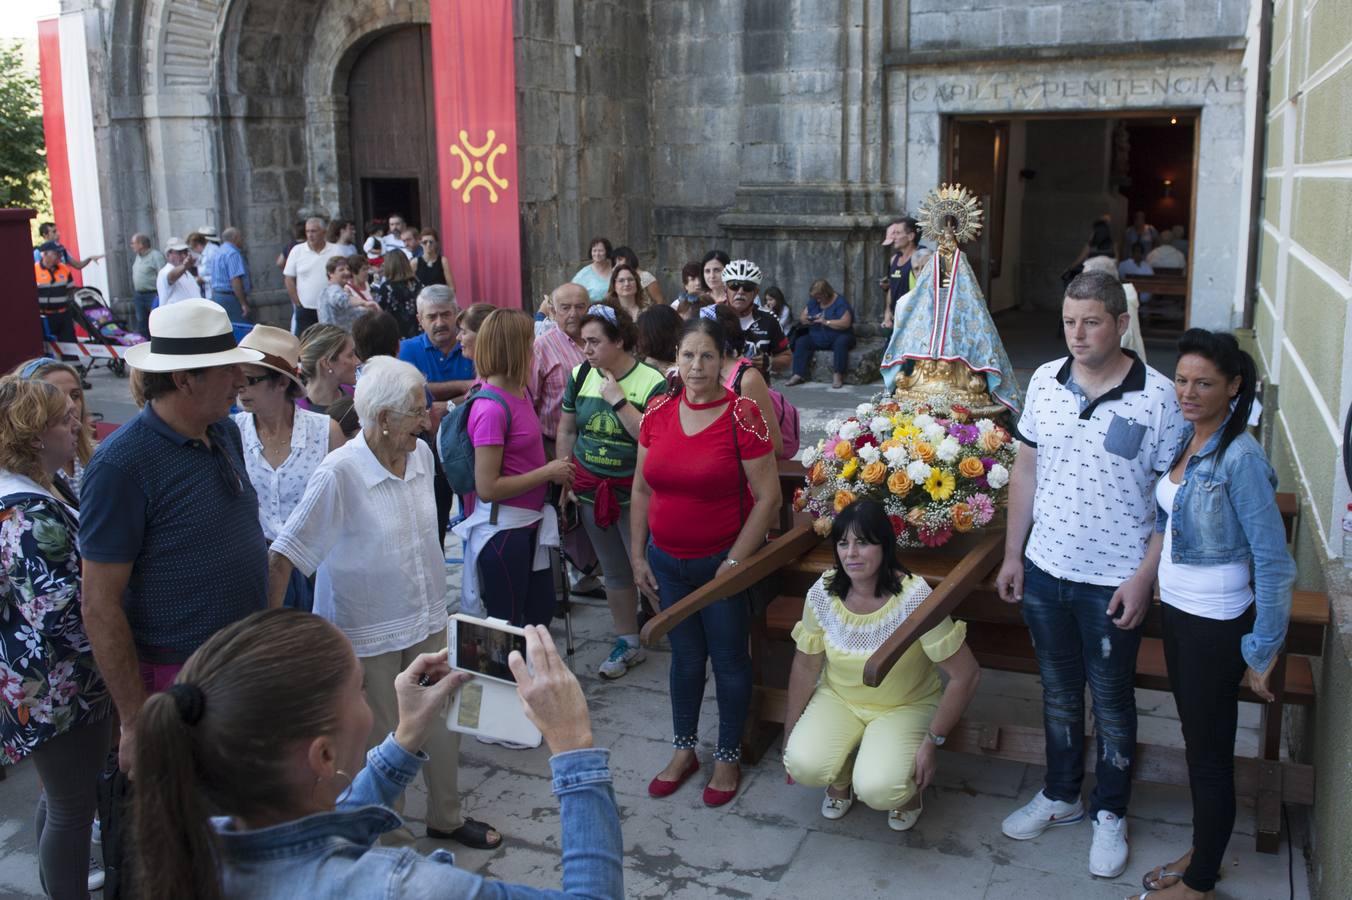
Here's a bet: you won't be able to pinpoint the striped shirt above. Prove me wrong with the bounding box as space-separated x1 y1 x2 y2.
531 327 586 440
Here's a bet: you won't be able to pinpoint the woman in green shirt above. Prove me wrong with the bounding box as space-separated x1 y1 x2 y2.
557 303 667 681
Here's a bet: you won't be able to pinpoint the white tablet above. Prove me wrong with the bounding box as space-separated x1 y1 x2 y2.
446 614 542 747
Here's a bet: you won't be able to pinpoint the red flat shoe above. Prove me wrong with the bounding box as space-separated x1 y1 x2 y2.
702 766 741 807
648 756 701 798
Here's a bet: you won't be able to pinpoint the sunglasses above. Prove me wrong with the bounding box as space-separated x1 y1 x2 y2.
727 282 757 293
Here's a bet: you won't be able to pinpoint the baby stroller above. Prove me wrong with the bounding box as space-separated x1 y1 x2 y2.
44 287 146 378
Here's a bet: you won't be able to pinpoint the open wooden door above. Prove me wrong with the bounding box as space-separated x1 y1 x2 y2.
946 120 1009 302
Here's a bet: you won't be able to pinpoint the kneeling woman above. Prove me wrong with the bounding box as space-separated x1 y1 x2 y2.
783 499 980 831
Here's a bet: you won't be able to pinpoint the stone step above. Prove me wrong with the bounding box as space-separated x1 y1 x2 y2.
795 335 887 385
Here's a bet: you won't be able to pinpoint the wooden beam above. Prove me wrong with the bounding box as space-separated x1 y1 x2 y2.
862 533 1005 686
639 524 821 646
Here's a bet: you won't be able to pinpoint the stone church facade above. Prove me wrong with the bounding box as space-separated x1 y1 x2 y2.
80 0 1254 328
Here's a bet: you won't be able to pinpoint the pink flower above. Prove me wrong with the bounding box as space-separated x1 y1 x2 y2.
968 494 996 527
917 523 954 548
0 663 23 706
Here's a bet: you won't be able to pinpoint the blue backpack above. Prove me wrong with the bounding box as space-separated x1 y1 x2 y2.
437 385 512 501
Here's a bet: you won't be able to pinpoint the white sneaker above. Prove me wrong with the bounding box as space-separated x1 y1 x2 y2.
1001 790 1085 840
598 638 646 680
88 855 105 892
1089 810 1129 877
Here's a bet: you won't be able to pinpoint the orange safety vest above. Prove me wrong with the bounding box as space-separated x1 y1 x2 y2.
34 261 76 306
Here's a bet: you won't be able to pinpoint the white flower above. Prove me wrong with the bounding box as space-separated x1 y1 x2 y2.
912 413 935 429
869 416 892 435
883 444 909 466
935 436 960 462
801 445 820 466
855 403 873 418
986 463 1010 489
976 418 996 434
906 460 933 483
838 421 862 442
922 423 947 444
858 444 881 464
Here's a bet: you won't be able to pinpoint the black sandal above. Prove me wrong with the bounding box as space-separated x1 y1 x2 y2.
427 818 503 850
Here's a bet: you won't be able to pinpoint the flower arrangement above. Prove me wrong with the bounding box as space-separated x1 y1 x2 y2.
794 396 1017 548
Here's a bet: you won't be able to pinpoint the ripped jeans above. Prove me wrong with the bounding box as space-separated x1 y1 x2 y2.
1020 560 1142 818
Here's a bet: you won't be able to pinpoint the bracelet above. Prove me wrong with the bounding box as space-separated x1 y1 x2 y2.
926 729 946 746
723 558 740 567
610 397 629 412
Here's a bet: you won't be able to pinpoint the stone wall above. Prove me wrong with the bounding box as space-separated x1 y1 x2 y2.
1255 1 1352 895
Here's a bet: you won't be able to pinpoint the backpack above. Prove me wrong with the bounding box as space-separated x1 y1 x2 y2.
730 359 800 460
437 385 512 499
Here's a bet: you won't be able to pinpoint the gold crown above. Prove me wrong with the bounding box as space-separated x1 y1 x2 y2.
917 183 984 246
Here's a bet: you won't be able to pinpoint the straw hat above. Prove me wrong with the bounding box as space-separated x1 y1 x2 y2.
124 300 262 372
236 325 305 391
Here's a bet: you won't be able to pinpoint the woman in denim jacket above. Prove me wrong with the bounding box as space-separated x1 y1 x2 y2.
1136 330 1295 900
132 610 622 900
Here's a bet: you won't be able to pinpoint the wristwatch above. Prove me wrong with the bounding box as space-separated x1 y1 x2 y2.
610 397 629 412
723 558 740 568
926 729 946 747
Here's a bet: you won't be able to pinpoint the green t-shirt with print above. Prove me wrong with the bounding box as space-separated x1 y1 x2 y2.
562 360 666 489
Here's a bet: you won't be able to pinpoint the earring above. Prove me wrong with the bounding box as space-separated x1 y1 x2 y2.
327 368 334 376
311 768 353 807
382 428 389 436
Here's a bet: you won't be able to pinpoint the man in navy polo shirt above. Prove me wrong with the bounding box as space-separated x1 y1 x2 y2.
397 284 475 402
80 298 268 774
995 270 1183 879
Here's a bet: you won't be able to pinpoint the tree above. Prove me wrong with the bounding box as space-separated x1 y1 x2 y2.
0 40 47 210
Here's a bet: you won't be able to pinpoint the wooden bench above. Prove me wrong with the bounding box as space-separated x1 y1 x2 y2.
641 466 1326 853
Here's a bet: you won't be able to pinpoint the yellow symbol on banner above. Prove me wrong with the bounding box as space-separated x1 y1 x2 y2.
450 130 509 203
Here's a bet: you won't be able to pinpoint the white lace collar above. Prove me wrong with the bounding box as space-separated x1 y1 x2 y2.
806 572 933 656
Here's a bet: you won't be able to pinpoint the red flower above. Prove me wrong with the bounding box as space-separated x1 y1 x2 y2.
917 523 954 548
853 433 879 450
888 514 906 537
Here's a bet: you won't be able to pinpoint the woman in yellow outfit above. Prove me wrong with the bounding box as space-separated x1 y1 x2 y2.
783 499 981 830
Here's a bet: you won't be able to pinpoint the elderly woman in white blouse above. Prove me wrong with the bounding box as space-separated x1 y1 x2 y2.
264 355 502 852
234 325 343 612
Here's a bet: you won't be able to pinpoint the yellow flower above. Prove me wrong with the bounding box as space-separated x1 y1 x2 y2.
861 461 888 484
833 440 854 461
893 423 920 442
924 468 956 501
841 458 860 480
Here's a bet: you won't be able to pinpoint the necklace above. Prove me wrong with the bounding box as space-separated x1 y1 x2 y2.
682 389 728 410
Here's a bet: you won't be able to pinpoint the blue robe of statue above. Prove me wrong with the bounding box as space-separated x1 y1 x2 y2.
880 249 1023 414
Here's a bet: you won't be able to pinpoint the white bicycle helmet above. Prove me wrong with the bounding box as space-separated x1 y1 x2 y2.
722 259 762 286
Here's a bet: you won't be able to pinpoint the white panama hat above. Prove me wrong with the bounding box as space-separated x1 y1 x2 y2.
123 299 263 372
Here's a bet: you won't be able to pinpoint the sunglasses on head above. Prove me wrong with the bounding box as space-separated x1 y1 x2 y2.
728 282 757 292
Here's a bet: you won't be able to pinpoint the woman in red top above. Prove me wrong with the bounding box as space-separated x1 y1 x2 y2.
630 315 781 807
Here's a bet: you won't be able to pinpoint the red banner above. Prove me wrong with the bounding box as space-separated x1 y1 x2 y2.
428 0 522 309
37 19 80 284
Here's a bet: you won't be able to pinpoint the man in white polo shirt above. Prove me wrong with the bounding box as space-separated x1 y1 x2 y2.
995 270 1183 878
282 217 341 335
156 238 203 308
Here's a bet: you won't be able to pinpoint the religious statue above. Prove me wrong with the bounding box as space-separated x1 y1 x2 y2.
879 184 1023 417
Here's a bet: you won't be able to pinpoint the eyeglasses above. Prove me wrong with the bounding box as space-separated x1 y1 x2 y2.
243 373 276 386
727 282 757 293
420 239 436 245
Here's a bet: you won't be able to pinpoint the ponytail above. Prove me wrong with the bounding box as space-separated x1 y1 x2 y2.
134 692 222 900
1175 328 1257 457
133 610 354 900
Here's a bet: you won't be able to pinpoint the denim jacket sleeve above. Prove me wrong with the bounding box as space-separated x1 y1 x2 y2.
1227 449 1297 673
337 732 426 812
394 747 623 900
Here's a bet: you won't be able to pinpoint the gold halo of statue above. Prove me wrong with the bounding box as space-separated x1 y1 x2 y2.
881 184 1023 419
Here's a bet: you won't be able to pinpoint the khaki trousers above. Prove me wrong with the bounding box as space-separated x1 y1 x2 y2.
360 628 462 845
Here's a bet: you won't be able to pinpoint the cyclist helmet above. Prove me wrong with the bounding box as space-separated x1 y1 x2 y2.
722 259 762 286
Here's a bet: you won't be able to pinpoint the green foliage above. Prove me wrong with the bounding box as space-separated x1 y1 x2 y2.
0 40 48 210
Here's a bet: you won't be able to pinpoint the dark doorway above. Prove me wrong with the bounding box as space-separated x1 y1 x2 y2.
346 26 439 232
360 177 421 230
943 111 1199 374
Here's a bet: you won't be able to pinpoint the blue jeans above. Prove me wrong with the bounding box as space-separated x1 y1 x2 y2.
1020 561 1142 818
133 290 157 336
212 290 249 324
646 540 752 763
791 328 856 377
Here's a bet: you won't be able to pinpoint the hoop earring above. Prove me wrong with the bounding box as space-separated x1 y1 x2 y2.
312 768 353 808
